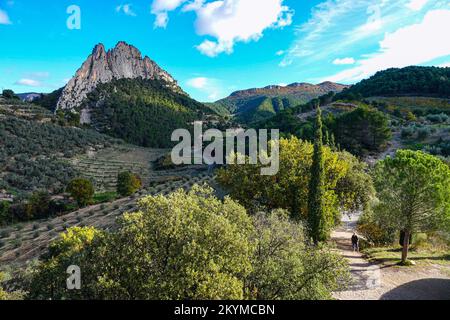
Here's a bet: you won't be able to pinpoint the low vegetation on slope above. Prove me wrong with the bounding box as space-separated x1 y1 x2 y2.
0 115 118 197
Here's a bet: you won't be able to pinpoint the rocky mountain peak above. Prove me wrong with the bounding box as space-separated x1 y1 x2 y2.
56 41 181 111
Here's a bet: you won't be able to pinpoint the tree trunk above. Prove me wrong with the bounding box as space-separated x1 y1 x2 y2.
401 230 410 264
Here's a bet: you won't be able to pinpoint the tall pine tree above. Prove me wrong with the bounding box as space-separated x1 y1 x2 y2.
307 105 328 243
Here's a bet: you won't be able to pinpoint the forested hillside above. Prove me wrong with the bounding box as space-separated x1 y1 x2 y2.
84 78 214 148
336 66 450 99
213 82 348 123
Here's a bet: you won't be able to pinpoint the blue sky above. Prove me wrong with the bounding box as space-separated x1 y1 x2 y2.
1 0 449 102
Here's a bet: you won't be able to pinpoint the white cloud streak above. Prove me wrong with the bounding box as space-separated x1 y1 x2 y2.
324 9 450 83
406 0 428 11
333 57 355 65
15 79 42 87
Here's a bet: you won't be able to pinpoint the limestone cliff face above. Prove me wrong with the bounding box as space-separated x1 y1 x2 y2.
56 41 180 111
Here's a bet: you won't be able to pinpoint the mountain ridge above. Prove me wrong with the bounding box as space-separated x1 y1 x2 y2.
214 81 349 123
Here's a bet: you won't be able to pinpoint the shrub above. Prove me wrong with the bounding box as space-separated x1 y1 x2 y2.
117 172 142 197
66 178 94 207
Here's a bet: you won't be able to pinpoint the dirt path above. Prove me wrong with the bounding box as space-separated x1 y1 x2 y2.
332 213 450 300
332 213 383 300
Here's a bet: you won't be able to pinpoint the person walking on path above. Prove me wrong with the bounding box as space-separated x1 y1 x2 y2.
351 232 359 252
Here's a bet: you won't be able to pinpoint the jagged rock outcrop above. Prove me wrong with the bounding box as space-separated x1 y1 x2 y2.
56 41 181 111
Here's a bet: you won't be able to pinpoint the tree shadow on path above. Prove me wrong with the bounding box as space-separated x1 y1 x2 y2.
380 279 450 300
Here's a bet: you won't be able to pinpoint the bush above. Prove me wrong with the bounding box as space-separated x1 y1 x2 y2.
117 172 142 197
26 186 349 300
2 89 19 100
357 206 396 246
66 178 94 207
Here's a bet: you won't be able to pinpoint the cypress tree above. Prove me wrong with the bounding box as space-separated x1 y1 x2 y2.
307 106 327 243
330 133 336 151
324 130 330 146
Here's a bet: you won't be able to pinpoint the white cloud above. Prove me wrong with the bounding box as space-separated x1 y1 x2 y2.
333 57 355 65
324 9 450 83
151 0 293 57
15 79 42 87
116 4 137 16
0 9 11 24
151 0 186 28
439 62 450 68
406 0 428 11
187 77 209 89
276 50 285 56
194 0 293 57
186 76 223 101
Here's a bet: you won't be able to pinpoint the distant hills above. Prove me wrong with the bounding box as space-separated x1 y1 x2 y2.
211 82 349 123
16 92 41 102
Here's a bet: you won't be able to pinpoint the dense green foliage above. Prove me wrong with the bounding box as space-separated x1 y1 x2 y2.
2 90 19 100
116 172 142 196
336 66 450 99
213 87 339 124
247 210 349 299
0 191 70 225
258 103 391 157
85 78 212 148
26 186 348 300
372 150 450 263
332 106 391 156
66 178 95 207
0 116 116 196
0 272 24 300
34 88 63 112
307 108 329 242
217 137 374 226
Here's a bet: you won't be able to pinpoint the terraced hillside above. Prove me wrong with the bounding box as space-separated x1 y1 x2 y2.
368 96 450 111
71 146 167 192
0 97 54 122
0 171 216 267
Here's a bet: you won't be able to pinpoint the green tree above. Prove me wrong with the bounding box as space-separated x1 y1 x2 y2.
26 191 51 220
117 172 142 196
307 107 328 243
28 186 254 300
373 150 450 264
333 106 391 156
25 186 352 301
247 210 349 299
0 201 10 226
0 272 24 300
2 89 18 100
217 137 370 226
66 178 94 207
